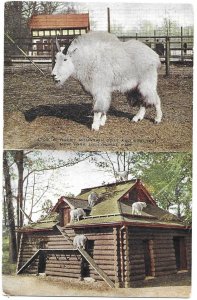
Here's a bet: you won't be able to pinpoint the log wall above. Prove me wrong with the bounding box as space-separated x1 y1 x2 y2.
18 229 82 278
125 227 191 287
18 226 191 288
73 227 117 283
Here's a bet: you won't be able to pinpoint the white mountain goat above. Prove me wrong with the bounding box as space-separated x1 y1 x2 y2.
70 208 86 222
73 235 87 249
115 170 129 182
52 31 162 131
88 192 99 207
131 202 147 215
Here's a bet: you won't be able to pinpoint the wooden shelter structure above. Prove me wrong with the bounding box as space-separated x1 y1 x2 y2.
17 179 191 288
28 13 90 55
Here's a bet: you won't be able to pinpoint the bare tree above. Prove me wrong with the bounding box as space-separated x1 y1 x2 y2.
3 152 18 263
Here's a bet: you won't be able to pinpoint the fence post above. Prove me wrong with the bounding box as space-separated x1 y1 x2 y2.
107 7 110 33
51 39 55 70
165 36 170 76
181 26 184 62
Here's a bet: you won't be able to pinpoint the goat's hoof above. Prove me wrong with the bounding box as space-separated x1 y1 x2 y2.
100 115 107 126
154 119 161 124
92 124 100 131
132 117 138 123
132 116 141 122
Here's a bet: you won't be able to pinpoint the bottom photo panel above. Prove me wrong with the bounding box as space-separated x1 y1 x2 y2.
3 150 192 297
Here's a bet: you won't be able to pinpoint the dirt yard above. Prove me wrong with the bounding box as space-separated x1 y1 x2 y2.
2 273 191 297
4 64 192 151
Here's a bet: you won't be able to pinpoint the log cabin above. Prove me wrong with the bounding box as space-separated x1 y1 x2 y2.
17 179 191 288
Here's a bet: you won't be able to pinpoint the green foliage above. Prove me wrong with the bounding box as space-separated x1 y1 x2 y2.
2 232 16 274
92 152 192 224
137 153 192 223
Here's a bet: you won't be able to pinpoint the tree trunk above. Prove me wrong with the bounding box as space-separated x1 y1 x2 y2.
14 151 24 250
14 151 24 228
3 152 18 263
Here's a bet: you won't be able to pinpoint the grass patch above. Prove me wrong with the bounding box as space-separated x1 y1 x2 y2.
2 233 16 275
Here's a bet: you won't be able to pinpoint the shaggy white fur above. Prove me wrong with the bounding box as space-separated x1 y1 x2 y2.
131 202 147 215
52 31 162 130
70 208 86 222
73 235 87 249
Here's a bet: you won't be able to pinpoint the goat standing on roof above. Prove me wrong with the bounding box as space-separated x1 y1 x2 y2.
52 31 162 131
88 192 98 207
132 202 147 215
70 208 86 222
115 170 129 182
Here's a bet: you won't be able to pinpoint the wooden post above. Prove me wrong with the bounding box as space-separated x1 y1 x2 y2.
165 36 170 76
124 227 131 288
154 29 156 49
181 26 184 62
107 7 110 33
51 39 55 70
113 227 121 288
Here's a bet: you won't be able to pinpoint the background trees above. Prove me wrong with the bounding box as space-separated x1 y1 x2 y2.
3 150 91 261
3 150 192 268
92 152 192 223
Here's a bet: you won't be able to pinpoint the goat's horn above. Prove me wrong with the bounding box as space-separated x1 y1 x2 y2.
56 37 61 52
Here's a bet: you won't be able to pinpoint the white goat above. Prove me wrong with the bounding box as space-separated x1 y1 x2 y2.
52 31 162 131
73 234 87 249
70 208 86 222
131 202 147 215
115 170 129 182
88 192 98 207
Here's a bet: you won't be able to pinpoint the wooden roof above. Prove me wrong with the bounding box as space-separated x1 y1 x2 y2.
51 196 88 211
19 180 188 232
28 13 89 30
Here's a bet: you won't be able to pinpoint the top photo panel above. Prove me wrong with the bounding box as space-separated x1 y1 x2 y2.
4 2 193 151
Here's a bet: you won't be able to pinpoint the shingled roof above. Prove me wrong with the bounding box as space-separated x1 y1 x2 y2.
29 13 89 29
18 212 59 232
69 180 184 228
19 180 187 232
51 196 88 211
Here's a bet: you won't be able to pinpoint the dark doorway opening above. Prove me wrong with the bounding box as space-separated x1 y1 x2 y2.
38 241 46 274
81 240 94 278
143 240 154 277
38 251 46 273
173 237 187 271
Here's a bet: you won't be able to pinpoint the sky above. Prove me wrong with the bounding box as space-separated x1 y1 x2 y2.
6 150 137 221
57 2 194 33
9 151 134 221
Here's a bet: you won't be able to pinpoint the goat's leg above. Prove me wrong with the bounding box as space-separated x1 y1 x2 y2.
100 113 107 126
92 112 102 131
92 91 111 131
132 106 146 122
137 72 162 124
154 94 162 124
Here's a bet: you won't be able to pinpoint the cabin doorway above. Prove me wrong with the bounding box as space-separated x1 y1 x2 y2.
38 251 46 273
38 241 46 274
173 237 187 271
143 240 154 277
81 240 94 278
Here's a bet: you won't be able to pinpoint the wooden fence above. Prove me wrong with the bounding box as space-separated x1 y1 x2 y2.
4 35 193 76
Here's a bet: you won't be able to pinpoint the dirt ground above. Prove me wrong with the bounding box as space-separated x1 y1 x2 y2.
2 273 191 297
4 64 192 151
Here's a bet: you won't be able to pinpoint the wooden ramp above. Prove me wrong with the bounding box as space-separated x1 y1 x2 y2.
56 225 115 288
17 248 79 275
78 247 115 288
17 249 40 274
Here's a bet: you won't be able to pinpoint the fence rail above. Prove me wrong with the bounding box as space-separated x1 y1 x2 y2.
4 34 193 75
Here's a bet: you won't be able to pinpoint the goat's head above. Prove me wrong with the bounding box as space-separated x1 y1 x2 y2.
51 38 77 87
